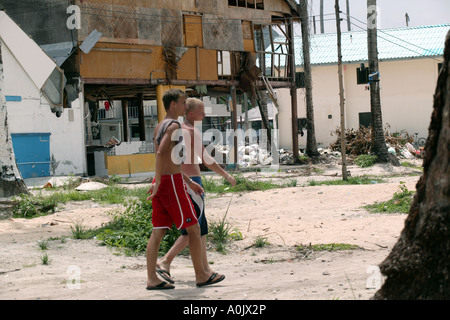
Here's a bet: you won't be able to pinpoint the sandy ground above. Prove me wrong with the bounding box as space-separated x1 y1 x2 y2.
0 160 422 301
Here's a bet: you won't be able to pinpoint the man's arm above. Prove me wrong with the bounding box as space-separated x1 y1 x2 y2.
146 123 178 201
182 172 204 195
198 128 236 187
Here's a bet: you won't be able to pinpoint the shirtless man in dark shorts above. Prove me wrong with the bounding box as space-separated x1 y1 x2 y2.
145 90 225 290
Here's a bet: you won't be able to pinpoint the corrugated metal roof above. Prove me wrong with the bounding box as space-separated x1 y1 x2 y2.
290 24 450 66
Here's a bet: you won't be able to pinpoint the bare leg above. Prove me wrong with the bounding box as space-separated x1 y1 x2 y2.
158 234 189 275
201 235 214 274
146 229 174 288
186 224 224 285
159 233 215 276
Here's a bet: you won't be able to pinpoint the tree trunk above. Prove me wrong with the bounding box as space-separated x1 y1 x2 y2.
373 30 450 300
335 0 348 180
367 0 389 163
299 0 319 157
0 40 29 198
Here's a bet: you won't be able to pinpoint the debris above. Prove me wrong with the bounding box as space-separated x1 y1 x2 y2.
75 181 108 191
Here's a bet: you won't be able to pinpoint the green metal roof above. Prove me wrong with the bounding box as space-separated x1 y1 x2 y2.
290 24 450 66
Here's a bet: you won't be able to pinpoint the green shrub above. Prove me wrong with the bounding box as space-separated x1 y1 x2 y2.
354 154 377 168
94 198 179 255
364 182 414 214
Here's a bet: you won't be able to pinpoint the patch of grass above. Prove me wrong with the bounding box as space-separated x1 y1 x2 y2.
364 182 414 214
401 161 423 171
253 235 270 248
37 240 49 251
354 154 377 168
203 174 298 194
40 253 50 265
209 217 233 254
308 176 385 186
12 186 149 219
204 174 280 193
296 243 361 253
70 222 92 240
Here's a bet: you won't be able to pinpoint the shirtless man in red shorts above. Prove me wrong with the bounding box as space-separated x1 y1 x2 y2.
145 89 225 290
155 98 235 284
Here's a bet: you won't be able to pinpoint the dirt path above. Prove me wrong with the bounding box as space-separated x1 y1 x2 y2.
0 162 421 301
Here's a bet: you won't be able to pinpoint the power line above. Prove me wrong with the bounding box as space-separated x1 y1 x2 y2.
343 12 443 56
342 14 443 60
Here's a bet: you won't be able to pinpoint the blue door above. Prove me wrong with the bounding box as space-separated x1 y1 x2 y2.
11 133 51 179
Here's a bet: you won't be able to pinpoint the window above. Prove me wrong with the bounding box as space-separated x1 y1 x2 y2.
183 15 203 47
229 0 264 10
295 72 305 88
359 112 372 128
356 66 369 85
217 51 232 76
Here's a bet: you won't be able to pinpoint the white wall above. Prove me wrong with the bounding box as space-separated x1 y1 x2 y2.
2 42 86 177
277 58 441 151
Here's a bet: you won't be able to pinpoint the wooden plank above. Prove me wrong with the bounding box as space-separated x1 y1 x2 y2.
199 49 218 80
184 15 203 47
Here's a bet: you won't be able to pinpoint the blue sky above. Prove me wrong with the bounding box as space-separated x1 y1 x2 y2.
306 0 450 32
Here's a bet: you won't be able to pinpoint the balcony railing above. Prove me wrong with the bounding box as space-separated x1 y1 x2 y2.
98 105 156 120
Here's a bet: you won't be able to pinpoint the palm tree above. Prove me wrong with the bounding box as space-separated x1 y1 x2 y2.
367 0 389 163
299 0 319 157
374 30 450 300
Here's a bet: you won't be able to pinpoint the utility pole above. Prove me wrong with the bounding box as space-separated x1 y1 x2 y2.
299 0 319 157
335 0 348 180
346 0 352 31
320 0 324 33
288 16 299 162
367 0 389 163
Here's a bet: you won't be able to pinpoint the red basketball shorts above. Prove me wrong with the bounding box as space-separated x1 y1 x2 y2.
151 174 198 230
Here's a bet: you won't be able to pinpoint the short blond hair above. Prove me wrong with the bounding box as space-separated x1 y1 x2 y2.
186 98 204 113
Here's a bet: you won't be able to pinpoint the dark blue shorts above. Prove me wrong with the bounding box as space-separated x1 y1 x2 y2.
181 176 208 236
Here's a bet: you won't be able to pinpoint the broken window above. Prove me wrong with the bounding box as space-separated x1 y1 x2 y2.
217 51 232 76
42 66 66 116
228 0 264 10
254 21 290 79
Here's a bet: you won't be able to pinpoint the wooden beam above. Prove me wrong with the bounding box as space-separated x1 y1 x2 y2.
121 99 129 142
137 93 146 141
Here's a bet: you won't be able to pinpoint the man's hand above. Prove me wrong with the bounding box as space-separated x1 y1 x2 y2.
189 181 204 196
146 181 160 201
225 174 236 187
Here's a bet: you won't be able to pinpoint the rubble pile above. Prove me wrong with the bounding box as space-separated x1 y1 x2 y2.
330 127 424 159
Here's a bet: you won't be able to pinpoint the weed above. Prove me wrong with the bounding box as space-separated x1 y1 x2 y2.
40 253 50 265
37 240 49 251
364 182 414 214
209 217 233 254
308 176 385 186
354 154 378 168
296 243 361 253
70 222 90 239
253 235 270 248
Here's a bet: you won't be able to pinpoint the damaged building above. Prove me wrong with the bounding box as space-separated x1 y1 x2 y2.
1 0 300 178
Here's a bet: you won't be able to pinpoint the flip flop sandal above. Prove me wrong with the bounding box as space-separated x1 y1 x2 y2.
196 273 225 287
146 281 175 290
157 268 175 284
